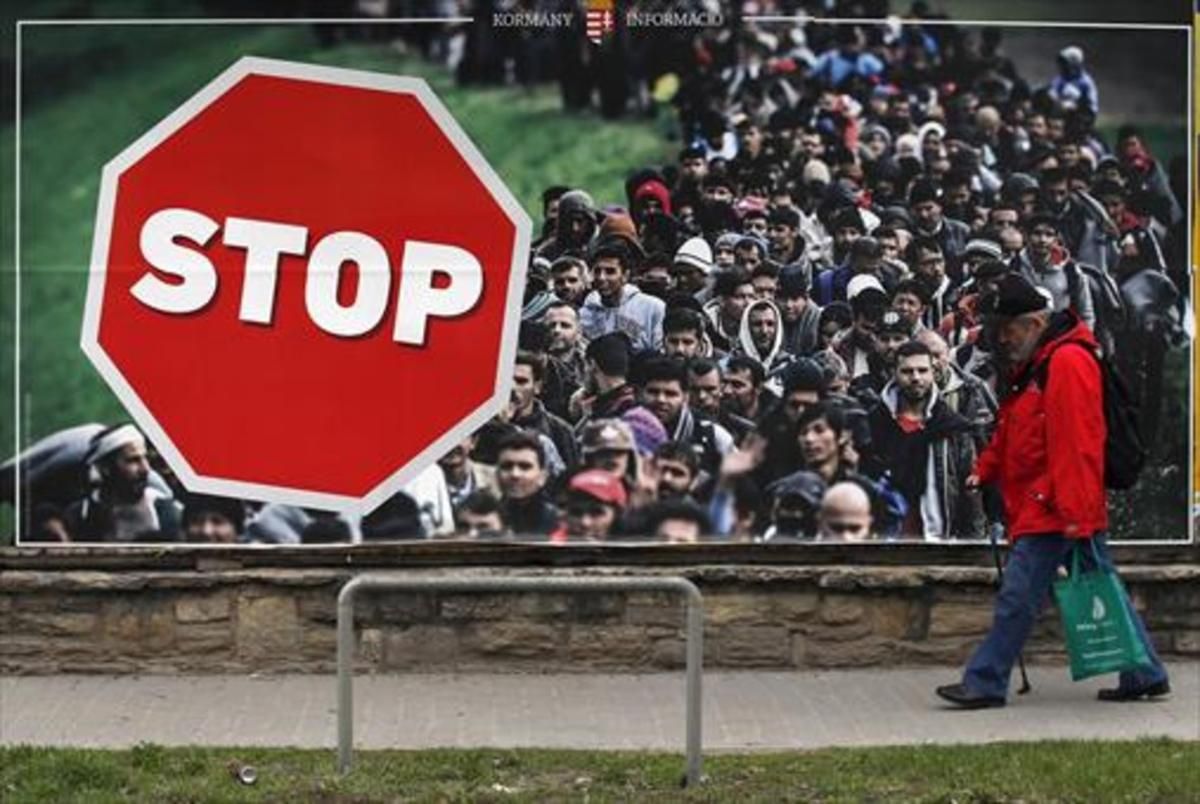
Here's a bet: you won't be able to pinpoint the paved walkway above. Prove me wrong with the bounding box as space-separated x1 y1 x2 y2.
1 665 1196 751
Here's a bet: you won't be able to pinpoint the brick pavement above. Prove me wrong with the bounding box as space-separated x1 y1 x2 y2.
1 665 1195 751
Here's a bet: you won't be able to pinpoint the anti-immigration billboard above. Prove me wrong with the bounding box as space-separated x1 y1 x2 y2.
2 5 1194 548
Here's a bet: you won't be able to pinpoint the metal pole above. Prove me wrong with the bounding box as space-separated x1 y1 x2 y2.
683 583 703 787
336 575 363 775
334 574 703 785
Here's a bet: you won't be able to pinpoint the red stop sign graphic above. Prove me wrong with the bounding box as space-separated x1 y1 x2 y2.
82 57 531 512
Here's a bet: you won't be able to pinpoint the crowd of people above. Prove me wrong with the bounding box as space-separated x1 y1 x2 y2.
3 10 1189 546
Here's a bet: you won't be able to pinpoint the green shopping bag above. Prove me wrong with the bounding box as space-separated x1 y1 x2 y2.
1053 539 1152 681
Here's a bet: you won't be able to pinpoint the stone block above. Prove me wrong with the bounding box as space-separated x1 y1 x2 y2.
176 622 233 654
625 593 684 627
770 592 820 623
299 626 338 663
235 594 301 661
359 628 384 666
12 592 105 614
864 598 920 640
566 625 649 666
463 621 561 658
439 594 512 621
572 594 625 622
374 595 433 624
296 590 340 624
98 598 176 655
927 602 994 638
384 625 461 668
716 625 792 666
104 604 142 643
650 637 685 668
142 608 177 652
510 594 571 620
13 610 99 637
175 593 231 624
802 620 875 642
707 595 774 626
790 633 807 666
818 595 864 625
1 635 99 663
0 637 64 657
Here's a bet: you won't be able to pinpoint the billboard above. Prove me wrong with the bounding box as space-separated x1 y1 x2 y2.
1 2 1193 547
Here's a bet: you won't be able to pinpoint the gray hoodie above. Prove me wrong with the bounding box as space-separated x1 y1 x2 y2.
579 284 665 352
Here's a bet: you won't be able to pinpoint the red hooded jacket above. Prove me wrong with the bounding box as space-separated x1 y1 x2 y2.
974 314 1107 539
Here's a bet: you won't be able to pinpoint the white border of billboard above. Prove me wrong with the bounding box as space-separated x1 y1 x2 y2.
11 16 1194 545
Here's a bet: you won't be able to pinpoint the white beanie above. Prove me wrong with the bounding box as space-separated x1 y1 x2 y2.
802 159 831 186
846 273 885 301
673 236 714 275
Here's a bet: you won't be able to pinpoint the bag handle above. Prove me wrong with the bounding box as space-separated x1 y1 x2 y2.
1069 538 1103 577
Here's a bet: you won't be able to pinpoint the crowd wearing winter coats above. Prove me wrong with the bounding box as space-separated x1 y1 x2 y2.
4 11 1188 545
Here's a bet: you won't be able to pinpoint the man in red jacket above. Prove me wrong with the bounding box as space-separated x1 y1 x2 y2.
936 274 1169 708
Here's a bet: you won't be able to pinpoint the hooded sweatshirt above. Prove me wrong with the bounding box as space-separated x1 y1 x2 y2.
579 284 666 352
733 299 794 389
782 300 823 357
1013 247 1096 330
536 190 597 261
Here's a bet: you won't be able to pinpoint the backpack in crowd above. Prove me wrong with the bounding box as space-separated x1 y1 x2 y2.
1035 343 1147 490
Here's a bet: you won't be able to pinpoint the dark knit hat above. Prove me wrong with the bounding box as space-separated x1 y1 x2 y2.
768 470 827 506
782 357 827 394
586 332 632 377
777 263 810 298
908 178 943 206
978 273 1052 317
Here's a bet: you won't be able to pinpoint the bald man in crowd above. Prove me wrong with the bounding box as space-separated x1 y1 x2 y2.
817 481 873 541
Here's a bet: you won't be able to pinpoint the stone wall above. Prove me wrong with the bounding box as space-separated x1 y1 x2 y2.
2 563 1197 674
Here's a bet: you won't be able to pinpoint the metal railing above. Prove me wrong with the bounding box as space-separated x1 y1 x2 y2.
336 574 705 786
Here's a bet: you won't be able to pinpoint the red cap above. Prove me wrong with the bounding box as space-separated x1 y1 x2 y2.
567 470 628 508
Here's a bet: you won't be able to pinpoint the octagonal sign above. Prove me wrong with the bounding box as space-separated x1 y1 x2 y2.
83 57 531 513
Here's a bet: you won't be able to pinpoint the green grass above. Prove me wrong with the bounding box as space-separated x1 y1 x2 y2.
1 24 670 456
0 740 1196 802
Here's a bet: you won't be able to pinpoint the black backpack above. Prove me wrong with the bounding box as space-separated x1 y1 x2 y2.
1034 343 1146 490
